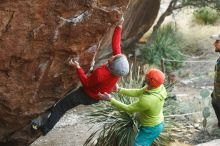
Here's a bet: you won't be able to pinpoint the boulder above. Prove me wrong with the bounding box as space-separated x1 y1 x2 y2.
0 0 160 145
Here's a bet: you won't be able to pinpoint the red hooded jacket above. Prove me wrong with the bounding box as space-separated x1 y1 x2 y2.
76 26 122 100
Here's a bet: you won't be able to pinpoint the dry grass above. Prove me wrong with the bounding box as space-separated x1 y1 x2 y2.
166 8 219 55
142 6 219 55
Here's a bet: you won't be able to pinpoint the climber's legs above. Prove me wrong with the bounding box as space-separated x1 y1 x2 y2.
31 87 98 135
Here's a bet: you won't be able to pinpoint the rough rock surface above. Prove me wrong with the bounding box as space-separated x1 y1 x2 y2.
196 139 220 146
0 0 160 146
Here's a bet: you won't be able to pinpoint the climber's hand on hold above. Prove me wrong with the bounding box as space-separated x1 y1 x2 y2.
118 16 124 28
69 58 80 69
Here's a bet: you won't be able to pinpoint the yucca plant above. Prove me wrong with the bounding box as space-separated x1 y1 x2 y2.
140 24 184 70
84 94 138 146
84 64 180 146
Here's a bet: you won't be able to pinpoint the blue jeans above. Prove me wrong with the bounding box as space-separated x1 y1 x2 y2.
134 122 164 146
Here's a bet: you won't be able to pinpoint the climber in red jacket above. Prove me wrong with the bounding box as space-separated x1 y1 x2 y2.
31 18 129 135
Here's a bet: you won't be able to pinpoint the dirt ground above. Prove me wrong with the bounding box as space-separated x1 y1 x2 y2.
30 105 95 146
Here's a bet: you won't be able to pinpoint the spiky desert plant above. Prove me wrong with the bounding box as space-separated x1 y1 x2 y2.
83 94 138 146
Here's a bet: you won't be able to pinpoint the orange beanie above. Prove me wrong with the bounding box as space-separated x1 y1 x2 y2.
146 69 165 88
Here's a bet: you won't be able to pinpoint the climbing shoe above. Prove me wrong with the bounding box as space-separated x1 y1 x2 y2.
31 112 51 131
31 116 44 130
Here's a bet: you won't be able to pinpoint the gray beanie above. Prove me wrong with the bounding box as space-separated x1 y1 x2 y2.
108 55 129 76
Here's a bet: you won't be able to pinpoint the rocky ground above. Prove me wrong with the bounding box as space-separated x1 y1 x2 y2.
30 105 94 146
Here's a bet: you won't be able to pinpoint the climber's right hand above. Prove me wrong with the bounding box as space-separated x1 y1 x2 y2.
119 16 124 25
69 58 80 69
118 16 124 28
